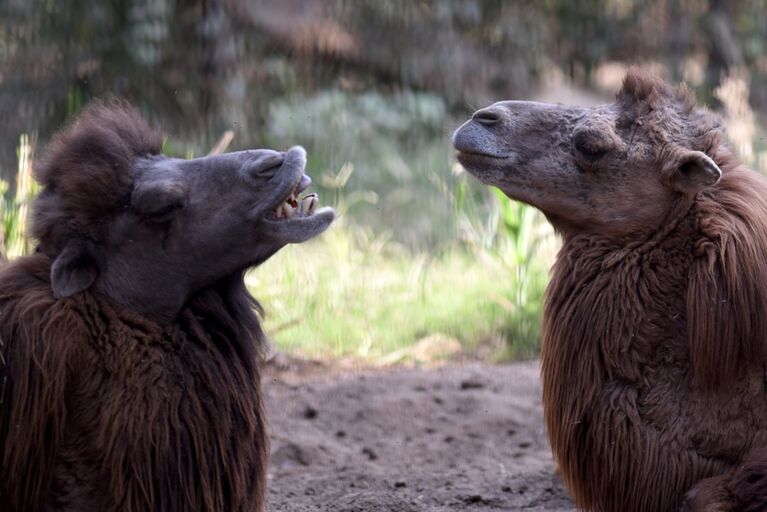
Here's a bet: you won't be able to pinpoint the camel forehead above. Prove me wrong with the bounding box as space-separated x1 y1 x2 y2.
573 107 621 131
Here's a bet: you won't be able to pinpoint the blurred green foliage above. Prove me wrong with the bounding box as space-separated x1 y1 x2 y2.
265 90 462 248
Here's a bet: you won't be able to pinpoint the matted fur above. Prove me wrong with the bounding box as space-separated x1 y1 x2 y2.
541 73 767 511
0 103 269 511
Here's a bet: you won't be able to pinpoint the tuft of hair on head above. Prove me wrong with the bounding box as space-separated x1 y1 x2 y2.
31 99 163 249
616 67 696 113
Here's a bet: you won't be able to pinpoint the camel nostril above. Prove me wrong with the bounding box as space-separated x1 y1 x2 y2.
472 107 503 126
248 152 284 179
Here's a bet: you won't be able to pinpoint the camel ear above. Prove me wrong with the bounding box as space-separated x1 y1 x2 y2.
51 241 98 298
670 151 722 194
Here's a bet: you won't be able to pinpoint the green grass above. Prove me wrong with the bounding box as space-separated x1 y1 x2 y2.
246 215 553 362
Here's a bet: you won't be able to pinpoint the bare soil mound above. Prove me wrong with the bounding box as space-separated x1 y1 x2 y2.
264 361 575 511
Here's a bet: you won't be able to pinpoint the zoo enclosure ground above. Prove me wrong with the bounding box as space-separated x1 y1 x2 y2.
264 359 575 511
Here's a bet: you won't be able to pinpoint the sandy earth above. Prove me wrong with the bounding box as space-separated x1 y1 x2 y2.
263 360 575 511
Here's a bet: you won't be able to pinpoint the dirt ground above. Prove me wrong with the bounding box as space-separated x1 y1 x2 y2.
263 360 575 511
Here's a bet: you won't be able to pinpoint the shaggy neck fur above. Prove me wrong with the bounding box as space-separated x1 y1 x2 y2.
542 161 767 511
0 254 268 512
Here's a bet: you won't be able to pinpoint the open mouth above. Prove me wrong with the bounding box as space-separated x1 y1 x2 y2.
268 174 321 221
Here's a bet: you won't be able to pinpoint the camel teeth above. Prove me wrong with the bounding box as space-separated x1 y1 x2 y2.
274 192 319 220
297 194 319 216
307 195 318 214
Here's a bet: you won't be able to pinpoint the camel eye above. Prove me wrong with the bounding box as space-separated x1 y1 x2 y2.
131 180 187 223
143 201 184 223
578 145 607 159
573 131 610 160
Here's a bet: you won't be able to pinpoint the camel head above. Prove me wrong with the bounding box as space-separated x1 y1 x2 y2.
32 102 335 321
453 70 724 239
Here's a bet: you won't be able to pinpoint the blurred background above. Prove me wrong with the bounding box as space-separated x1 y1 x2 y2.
1 0 766 364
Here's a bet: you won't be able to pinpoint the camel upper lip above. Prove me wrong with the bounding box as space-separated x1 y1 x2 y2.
452 122 509 160
277 173 311 202
295 174 311 195
455 149 509 160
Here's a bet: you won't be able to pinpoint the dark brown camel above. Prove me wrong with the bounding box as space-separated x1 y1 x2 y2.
0 101 335 511
453 70 767 511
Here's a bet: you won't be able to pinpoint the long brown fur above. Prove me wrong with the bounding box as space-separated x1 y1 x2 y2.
0 102 268 511
542 72 767 511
